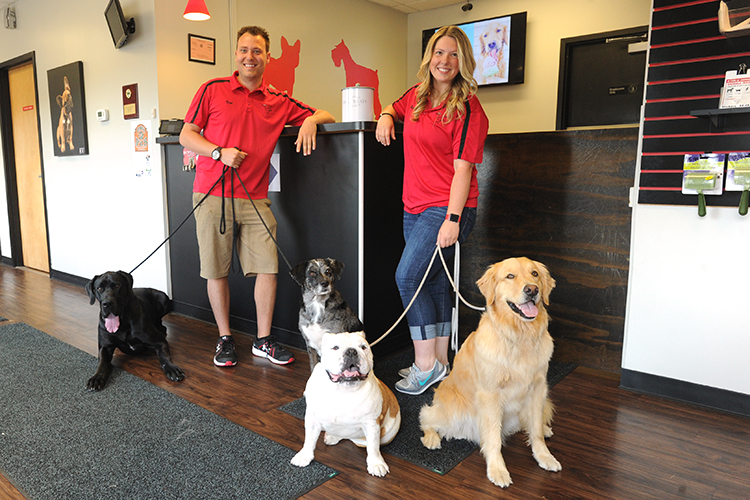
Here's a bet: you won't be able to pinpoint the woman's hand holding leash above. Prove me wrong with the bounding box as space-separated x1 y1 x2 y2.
437 221 460 248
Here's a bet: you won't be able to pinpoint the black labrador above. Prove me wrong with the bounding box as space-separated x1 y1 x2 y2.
85 271 184 391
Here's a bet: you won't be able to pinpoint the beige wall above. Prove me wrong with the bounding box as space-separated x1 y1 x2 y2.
154 0 234 121
0 0 650 288
0 0 407 291
155 0 408 123
407 0 653 134
0 0 169 289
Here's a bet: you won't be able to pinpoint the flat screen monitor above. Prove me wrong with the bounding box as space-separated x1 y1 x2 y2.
422 12 527 87
105 0 134 49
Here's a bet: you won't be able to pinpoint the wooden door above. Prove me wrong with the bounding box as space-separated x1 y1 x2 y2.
8 62 49 272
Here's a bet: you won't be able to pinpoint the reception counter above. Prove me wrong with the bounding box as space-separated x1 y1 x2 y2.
157 122 409 357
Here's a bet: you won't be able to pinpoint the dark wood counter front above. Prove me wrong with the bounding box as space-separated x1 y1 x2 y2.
158 123 409 357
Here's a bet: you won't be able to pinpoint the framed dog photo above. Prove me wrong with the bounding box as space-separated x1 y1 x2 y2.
47 61 89 156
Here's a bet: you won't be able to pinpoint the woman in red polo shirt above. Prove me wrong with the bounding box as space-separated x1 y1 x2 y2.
376 25 489 395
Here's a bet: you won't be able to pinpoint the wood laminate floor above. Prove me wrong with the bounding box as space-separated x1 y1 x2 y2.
0 264 748 499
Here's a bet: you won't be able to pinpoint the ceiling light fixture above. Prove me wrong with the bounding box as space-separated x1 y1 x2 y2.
462 1 473 12
183 0 210 21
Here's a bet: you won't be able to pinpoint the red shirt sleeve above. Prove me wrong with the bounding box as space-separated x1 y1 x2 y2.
392 85 418 121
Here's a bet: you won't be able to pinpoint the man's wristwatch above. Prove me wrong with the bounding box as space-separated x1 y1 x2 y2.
211 146 222 161
447 213 460 223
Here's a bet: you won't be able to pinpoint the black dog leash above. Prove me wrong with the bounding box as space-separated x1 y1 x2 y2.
130 162 293 274
232 167 293 272
130 166 230 274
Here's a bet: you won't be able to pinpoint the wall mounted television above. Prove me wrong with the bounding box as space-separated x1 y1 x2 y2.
422 11 527 87
105 0 136 49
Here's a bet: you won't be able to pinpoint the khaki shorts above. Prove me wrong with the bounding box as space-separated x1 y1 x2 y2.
193 193 278 279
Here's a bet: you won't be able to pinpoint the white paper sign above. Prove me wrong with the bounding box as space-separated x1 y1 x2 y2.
720 70 750 108
131 120 152 177
269 152 281 192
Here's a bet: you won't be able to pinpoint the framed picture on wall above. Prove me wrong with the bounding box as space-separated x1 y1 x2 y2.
188 34 216 65
47 61 89 156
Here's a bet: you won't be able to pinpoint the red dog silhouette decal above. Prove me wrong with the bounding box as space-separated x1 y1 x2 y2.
331 40 382 116
265 36 301 95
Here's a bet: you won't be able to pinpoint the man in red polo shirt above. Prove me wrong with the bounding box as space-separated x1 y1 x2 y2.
180 25 334 367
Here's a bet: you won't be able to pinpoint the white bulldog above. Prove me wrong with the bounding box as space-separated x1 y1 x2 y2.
290 331 401 477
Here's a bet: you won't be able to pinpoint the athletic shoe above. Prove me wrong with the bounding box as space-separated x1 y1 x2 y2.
252 336 295 365
398 363 450 379
214 335 237 367
395 360 448 395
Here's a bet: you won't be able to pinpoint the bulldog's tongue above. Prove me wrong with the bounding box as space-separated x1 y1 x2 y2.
518 301 539 318
105 313 120 333
343 369 360 377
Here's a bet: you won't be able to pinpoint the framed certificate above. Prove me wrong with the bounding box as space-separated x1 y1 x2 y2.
188 34 215 65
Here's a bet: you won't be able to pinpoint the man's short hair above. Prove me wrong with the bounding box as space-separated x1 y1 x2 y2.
237 26 270 52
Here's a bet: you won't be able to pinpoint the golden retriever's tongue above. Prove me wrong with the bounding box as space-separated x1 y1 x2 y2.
105 314 120 333
518 301 538 318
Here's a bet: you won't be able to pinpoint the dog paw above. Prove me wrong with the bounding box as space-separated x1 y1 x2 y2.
535 451 561 472
367 459 389 477
291 450 314 468
421 430 442 450
487 465 512 488
86 375 107 392
323 432 343 446
165 366 185 382
543 425 554 438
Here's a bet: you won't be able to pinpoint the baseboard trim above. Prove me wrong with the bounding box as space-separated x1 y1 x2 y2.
620 369 750 418
50 269 88 288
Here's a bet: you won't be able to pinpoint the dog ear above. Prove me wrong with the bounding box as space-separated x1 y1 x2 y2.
289 261 307 286
326 258 344 280
85 276 99 305
117 271 134 291
476 264 497 307
536 262 556 306
56 95 63 108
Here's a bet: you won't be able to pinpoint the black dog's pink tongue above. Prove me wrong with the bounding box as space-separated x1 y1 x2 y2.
518 301 539 318
105 313 120 333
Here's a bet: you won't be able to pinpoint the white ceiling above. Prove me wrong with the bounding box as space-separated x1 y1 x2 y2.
365 0 468 14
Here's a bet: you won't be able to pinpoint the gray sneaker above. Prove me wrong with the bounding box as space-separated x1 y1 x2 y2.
398 363 450 379
395 360 448 395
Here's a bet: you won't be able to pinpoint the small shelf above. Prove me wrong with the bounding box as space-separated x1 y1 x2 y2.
691 107 750 128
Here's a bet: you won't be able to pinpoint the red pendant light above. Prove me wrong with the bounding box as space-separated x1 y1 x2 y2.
183 0 210 21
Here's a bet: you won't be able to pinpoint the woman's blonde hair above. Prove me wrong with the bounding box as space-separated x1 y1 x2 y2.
412 26 478 123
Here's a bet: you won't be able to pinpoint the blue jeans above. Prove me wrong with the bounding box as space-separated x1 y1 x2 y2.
395 207 476 341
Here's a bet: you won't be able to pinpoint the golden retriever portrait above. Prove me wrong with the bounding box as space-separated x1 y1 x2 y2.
419 257 560 488
56 76 74 153
477 21 509 85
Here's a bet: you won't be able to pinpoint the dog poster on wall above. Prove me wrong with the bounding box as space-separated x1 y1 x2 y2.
47 61 89 156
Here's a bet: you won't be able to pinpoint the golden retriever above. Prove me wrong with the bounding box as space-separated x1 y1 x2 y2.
419 257 560 487
477 21 508 84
